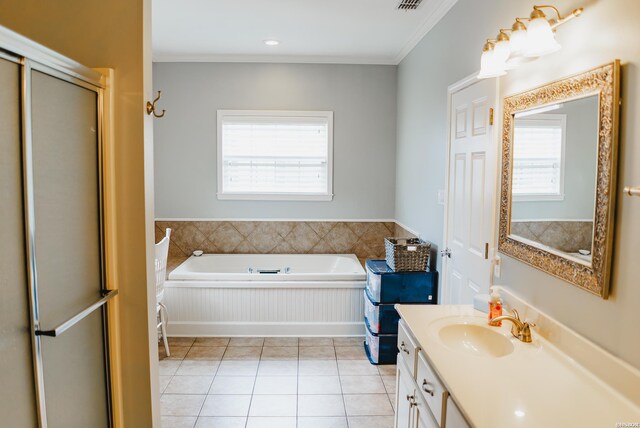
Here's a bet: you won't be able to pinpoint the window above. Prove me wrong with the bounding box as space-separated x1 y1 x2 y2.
512 114 566 201
217 110 333 201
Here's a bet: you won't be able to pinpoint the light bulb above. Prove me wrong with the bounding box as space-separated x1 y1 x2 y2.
524 17 561 57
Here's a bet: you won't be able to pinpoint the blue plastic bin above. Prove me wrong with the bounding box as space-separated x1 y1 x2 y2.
365 260 438 304
364 289 400 334
364 321 397 365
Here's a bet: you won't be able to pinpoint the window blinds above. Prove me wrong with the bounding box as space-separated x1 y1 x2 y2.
219 113 331 197
512 118 564 197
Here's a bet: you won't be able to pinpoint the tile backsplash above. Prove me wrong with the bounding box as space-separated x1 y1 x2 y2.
155 220 415 271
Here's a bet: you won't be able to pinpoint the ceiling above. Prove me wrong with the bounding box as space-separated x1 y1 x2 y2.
152 0 457 64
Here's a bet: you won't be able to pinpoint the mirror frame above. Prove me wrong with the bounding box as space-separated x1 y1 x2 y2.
498 61 620 298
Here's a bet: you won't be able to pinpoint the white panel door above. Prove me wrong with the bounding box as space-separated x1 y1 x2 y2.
444 78 497 304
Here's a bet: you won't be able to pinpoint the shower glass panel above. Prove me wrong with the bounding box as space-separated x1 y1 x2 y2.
0 57 39 428
31 70 109 428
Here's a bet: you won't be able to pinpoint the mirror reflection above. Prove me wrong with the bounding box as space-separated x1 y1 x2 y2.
509 95 599 264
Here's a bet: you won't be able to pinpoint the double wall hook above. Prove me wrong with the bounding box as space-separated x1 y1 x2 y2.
146 90 166 118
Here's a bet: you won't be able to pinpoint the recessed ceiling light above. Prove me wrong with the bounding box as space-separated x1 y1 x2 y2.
264 40 279 46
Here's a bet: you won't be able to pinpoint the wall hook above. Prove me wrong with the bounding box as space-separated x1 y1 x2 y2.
146 91 166 118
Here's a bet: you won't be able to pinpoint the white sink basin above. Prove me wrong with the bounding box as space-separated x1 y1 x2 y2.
438 323 514 357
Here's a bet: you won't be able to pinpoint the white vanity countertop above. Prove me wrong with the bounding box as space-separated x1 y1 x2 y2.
396 304 640 428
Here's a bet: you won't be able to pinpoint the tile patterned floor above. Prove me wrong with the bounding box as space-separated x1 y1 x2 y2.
159 337 397 428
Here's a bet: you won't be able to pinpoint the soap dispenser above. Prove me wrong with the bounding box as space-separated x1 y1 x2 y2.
488 287 502 326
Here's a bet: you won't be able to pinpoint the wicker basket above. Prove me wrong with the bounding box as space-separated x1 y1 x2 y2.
384 237 431 272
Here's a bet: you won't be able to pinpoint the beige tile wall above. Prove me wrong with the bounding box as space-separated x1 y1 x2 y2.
155 220 416 271
510 220 593 253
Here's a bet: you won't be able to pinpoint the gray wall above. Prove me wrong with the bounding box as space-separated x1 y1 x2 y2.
396 0 640 368
153 62 397 220
512 97 598 220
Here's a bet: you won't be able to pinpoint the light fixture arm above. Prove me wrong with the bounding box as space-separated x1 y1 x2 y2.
533 5 583 29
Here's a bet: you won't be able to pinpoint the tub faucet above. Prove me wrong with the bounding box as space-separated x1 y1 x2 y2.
489 309 535 343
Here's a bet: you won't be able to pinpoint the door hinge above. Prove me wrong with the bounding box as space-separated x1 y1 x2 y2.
484 243 489 260
440 248 452 258
489 108 494 126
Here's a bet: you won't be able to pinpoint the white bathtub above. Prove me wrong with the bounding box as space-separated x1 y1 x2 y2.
164 254 367 336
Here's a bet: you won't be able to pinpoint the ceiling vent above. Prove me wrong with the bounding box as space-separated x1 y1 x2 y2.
397 0 423 10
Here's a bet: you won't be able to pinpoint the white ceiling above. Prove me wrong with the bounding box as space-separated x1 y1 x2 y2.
152 0 457 64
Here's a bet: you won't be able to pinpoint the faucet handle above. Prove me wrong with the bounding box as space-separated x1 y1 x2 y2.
511 308 521 321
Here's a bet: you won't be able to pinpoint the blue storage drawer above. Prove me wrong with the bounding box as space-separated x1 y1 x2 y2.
364 289 400 334
364 321 397 365
365 260 438 304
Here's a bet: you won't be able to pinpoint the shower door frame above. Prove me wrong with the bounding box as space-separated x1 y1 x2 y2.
0 27 117 428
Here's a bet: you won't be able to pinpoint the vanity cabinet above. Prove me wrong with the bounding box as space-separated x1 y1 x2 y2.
395 320 470 428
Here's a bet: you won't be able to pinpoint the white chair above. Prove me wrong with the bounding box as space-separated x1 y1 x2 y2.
156 228 171 357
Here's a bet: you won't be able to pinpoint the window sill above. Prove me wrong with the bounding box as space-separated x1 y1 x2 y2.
217 193 334 202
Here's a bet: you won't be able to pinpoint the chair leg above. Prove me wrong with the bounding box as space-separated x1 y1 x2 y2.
159 302 170 357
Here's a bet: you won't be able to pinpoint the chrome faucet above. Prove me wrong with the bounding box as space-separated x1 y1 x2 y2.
489 309 535 343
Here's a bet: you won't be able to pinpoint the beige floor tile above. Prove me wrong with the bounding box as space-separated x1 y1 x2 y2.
160 346 190 360
200 395 251 417
340 376 386 394
263 337 298 347
159 375 172 393
184 346 226 360
381 375 396 395
160 394 206 416
253 376 298 395
223 346 262 360
209 376 255 394
228 337 264 347
249 395 297 416
300 337 333 347
332 337 364 346
217 360 260 376
167 337 196 347
176 360 220 376
165 375 214 394
257 360 298 376
298 360 338 376
389 394 396 411
160 415 197 428
298 376 341 395
297 416 349 428
334 346 367 360
246 417 296 428
337 360 379 376
298 394 346 417
194 337 230 347
159 360 182 376
261 346 298 360
299 346 336 360
377 365 397 376
347 416 394 428
194 417 246 428
343 394 394 416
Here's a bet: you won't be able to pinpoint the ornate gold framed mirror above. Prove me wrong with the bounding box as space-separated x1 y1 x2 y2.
499 61 620 298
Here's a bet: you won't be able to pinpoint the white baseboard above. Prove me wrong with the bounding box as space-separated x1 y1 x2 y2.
167 321 366 337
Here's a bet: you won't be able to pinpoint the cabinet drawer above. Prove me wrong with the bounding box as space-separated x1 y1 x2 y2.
417 352 446 426
398 320 419 378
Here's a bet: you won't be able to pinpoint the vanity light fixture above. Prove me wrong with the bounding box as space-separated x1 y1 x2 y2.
264 39 280 46
478 4 583 79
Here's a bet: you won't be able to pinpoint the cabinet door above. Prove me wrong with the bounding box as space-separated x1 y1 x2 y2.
395 361 416 428
445 396 470 428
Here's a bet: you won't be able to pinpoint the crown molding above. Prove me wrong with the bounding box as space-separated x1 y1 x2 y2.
153 54 398 65
393 0 458 64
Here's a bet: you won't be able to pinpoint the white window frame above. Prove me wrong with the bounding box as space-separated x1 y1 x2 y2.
512 114 567 202
216 110 334 201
